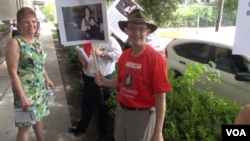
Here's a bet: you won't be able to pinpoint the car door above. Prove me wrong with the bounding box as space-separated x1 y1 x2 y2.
208 47 250 105
170 43 214 75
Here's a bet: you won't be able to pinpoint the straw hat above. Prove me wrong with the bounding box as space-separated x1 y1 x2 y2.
118 9 157 33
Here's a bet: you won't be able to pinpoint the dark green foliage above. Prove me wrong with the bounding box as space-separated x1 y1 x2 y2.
51 30 58 39
65 46 84 89
137 0 179 27
65 46 82 73
215 0 238 13
172 3 236 28
106 89 118 119
0 23 9 32
164 62 240 140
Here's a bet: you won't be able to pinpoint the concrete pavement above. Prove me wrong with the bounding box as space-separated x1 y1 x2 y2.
0 22 75 141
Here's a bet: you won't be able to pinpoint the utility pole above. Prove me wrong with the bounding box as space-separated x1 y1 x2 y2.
215 0 224 32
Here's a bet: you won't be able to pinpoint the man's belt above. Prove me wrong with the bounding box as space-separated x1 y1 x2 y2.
119 102 151 111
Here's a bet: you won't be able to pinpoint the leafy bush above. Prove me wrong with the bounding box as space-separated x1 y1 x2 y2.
164 62 240 140
106 62 241 140
172 3 236 28
65 46 84 89
65 46 82 72
0 23 9 32
106 89 118 119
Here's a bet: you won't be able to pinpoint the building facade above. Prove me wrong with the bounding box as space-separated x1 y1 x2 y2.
0 0 44 64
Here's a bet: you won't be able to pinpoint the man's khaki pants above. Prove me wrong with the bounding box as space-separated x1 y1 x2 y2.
114 103 156 141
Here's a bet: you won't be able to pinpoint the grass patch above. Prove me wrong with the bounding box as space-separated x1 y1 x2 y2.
51 30 58 40
159 31 190 38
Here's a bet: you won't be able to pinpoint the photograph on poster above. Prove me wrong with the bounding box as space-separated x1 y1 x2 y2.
107 0 141 42
56 0 108 46
115 0 138 17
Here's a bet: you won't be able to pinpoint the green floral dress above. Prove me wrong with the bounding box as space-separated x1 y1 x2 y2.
13 36 49 127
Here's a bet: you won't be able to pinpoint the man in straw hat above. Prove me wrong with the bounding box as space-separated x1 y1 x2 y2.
95 9 171 141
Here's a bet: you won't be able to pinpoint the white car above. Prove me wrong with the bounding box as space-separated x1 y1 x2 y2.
166 33 250 105
146 33 170 55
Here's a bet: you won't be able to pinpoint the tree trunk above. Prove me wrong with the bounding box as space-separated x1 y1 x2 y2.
215 0 224 32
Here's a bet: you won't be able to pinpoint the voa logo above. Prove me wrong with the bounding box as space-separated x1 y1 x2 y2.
226 129 246 136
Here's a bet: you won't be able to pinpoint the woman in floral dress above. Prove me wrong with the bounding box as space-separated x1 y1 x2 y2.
5 7 54 141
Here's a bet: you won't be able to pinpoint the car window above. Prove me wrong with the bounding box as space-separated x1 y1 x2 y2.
243 58 250 71
174 43 214 64
173 44 188 56
215 48 238 74
215 47 250 74
232 55 250 73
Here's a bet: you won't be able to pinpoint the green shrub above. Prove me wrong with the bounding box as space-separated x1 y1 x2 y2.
106 89 118 119
66 46 82 72
164 62 240 140
51 30 58 39
65 46 84 89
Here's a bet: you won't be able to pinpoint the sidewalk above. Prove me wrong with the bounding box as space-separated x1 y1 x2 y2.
0 22 75 141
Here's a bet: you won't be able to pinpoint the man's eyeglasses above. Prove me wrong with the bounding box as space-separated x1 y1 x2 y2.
127 26 148 32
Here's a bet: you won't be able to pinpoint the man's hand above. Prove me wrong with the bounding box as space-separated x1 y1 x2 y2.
95 47 103 56
95 70 105 86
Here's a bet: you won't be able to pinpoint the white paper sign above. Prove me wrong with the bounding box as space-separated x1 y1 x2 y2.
233 1 250 55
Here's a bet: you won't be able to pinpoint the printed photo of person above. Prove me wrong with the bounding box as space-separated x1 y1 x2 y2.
55 0 109 46
115 0 138 17
81 6 92 32
85 16 104 40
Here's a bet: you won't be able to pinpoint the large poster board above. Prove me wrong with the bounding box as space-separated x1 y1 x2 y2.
233 1 250 55
55 0 109 46
107 0 141 42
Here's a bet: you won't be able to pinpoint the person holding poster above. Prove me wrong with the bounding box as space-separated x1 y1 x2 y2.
69 35 122 141
94 9 171 141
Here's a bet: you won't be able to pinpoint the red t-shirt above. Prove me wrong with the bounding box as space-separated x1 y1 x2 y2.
117 45 172 108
